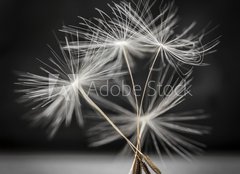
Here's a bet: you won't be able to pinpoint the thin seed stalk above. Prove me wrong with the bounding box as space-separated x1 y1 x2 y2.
133 47 161 174
122 47 139 116
78 86 144 157
139 47 161 115
122 47 142 174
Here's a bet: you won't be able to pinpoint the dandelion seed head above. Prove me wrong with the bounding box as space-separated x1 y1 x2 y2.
16 43 123 136
88 67 209 160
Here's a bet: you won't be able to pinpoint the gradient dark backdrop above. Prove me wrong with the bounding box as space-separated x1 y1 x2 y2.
0 0 239 152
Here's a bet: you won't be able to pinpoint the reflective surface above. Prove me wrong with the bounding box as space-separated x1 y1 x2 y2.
1 153 239 174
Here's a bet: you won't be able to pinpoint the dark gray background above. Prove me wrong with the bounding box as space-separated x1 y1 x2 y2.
0 0 239 153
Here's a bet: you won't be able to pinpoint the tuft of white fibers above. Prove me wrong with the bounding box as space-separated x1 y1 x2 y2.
61 0 219 75
88 66 210 160
15 41 124 137
61 7 146 68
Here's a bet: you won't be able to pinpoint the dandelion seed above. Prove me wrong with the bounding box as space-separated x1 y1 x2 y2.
16 41 123 136
88 67 209 160
61 1 154 67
